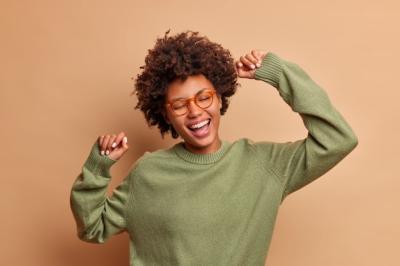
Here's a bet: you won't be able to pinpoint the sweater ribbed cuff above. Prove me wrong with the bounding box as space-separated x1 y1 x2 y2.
83 141 117 177
254 52 283 88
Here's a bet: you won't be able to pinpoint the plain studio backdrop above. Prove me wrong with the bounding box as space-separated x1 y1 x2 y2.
1 0 398 265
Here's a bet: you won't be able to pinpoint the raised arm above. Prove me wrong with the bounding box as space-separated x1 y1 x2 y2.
236 51 358 200
70 134 131 243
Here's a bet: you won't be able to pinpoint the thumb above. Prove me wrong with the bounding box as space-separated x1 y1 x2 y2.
108 137 129 161
122 136 129 150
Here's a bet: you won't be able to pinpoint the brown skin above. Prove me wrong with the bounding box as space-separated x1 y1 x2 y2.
98 50 268 159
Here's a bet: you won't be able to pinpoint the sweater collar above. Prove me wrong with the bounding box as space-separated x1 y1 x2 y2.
173 140 231 164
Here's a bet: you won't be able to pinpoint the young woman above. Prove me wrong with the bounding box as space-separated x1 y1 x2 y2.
70 31 358 265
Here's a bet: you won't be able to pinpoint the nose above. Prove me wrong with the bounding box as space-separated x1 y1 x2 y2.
187 100 202 118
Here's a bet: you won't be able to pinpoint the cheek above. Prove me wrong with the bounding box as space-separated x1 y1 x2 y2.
171 117 186 130
210 109 221 128
166 109 180 127
213 101 222 117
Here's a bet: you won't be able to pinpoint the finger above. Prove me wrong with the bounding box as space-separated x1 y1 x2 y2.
235 61 251 78
234 61 242 76
251 50 262 61
107 134 117 155
122 136 128 149
108 136 129 161
240 56 256 70
236 69 252 79
102 135 110 155
251 50 262 67
98 135 105 155
245 53 259 66
235 60 243 68
112 132 126 149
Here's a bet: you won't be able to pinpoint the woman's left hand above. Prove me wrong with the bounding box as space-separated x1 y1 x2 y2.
235 50 268 79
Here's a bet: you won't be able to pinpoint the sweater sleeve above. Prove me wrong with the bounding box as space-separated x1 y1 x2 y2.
70 141 131 243
253 52 358 200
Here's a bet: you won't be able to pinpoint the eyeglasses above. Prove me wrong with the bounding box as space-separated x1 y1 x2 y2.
165 89 217 116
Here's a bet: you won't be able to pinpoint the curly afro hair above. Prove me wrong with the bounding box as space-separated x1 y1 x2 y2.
133 30 238 138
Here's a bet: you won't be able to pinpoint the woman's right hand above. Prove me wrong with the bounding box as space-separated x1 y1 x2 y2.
235 50 268 79
98 131 129 161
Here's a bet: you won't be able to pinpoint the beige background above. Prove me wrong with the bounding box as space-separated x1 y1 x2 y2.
1 0 399 265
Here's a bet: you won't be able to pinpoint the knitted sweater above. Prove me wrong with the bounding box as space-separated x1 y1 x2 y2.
70 53 358 266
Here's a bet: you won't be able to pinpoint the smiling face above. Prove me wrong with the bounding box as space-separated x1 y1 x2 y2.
165 74 222 154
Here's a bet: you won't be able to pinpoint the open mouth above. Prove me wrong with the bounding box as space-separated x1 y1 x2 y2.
187 119 211 138
188 119 211 131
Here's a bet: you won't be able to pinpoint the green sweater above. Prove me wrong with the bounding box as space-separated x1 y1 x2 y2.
70 53 358 266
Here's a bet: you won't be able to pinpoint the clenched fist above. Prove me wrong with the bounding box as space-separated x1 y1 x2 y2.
235 50 268 79
98 131 129 161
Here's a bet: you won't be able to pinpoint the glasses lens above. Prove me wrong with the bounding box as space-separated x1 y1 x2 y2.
195 91 213 109
171 100 187 116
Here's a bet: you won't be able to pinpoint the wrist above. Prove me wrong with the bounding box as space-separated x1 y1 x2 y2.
84 142 118 177
254 52 283 87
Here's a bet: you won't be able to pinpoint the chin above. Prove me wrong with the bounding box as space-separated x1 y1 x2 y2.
189 135 215 148
182 130 219 153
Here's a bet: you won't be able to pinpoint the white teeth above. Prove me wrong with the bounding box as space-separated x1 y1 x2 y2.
189 119 209 129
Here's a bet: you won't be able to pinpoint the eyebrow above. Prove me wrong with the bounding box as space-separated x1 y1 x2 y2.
170 88 210 101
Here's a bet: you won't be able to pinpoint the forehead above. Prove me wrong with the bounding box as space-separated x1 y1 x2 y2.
166 74 215 101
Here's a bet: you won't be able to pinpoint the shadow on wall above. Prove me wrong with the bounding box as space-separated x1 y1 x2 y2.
56 234 130 266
